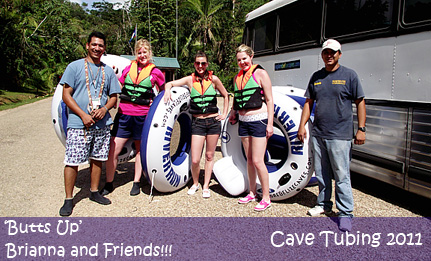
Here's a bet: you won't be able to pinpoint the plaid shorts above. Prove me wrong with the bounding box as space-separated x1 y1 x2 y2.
64 127 111 166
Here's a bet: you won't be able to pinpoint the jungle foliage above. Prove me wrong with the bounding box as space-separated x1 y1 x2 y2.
1 0 269 94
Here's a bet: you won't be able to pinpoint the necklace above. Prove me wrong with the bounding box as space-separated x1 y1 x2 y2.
85 59 105 113
87 59 101 89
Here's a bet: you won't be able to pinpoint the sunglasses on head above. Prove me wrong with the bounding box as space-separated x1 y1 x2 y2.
194 62 208 66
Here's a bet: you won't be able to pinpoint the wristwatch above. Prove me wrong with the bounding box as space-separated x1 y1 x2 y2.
358 127 366 132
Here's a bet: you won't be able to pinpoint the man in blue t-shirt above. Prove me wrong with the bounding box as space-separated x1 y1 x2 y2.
59 31 121 216
298 39 366 232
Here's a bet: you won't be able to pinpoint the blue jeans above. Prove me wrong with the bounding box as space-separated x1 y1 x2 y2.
311 136 353 217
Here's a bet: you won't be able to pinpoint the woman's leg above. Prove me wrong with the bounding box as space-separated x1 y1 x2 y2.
133 140 142 182
202 134 219 190
250 136 270 202
191 135 206 187
105 137 129 182
241 136 257 196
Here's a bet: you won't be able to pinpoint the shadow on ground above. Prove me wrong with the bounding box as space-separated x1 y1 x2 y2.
73 162 136 205
351 172 431 217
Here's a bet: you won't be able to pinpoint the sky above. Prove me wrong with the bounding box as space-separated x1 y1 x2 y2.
69 0 128 10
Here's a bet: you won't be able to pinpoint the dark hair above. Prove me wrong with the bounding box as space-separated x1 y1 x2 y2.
194 51 210 81
87 31 106 45
195 50 208 61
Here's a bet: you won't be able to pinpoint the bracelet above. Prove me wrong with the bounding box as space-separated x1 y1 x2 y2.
103 106 108 112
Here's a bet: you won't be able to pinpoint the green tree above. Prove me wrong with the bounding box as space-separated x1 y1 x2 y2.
1 0 86 94
214 0 270 90
90 1 133 55
180 0 224 57
130 0 176 58
0 0 270 94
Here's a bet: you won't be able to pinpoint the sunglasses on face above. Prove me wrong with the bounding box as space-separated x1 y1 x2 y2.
194 62 208 66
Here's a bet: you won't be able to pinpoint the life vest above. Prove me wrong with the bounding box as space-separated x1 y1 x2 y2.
233 64 264 110
120 61 156 105
189 71 218 115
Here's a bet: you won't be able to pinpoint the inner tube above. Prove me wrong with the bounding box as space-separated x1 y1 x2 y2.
270 86 318 187
51 84 68 147
100 54 132 79
141 86 192 192
214 87 314 201
51 54 136 163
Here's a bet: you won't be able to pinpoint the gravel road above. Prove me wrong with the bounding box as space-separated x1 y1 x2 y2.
0 97 429 217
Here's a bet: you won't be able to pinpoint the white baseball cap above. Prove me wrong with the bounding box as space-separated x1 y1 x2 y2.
322 39 341 53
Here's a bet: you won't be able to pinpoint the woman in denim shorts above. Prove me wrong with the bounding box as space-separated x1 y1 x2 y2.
229 44 274 211
164 51 229 198
101 39 165 196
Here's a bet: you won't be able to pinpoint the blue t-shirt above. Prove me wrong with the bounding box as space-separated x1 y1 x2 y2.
305 65 365 140
60 58 121 129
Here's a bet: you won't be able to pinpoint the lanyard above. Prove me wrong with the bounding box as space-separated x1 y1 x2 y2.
85 59 105 112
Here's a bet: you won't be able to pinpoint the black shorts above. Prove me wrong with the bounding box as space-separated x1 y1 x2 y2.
191 117 221 136
238 119 268 138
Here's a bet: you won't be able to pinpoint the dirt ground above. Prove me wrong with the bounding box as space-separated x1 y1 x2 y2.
0 97 430 217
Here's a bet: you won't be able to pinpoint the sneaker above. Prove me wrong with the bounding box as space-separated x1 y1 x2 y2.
254 200 271 211
307 205 332 217
100 182 114 196
130 182 141 196
89 191 111 205
338 217 352 232
59 199 73 216
202 189 211 198
187 184 199 195
238 194 256 204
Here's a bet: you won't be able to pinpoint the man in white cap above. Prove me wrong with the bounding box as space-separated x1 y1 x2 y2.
297 39 366 231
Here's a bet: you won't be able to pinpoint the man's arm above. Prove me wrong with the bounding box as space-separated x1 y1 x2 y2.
297 98 314 143
62 83 95 128
354 98 366 145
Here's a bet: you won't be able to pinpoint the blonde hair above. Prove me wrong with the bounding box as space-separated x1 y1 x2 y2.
135 39 152 59
236 44 254 57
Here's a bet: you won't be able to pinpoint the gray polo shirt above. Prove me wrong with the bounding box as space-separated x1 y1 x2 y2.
305 65 365 140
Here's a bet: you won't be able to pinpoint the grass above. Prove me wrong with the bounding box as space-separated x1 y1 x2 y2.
0 91 50 111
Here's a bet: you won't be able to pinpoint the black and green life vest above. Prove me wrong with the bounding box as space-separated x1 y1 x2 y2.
120 61 156 105
189 71 218 115
233 64 264 110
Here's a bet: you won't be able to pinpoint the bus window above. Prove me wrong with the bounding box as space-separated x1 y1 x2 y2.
278 0 321 49
244 25 252 47
402 0 431 25
325 0 393 38
252 15 276 53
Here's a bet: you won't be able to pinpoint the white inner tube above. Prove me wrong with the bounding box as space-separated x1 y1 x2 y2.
215 88 314 201
140 86 192 192
51 84 68 147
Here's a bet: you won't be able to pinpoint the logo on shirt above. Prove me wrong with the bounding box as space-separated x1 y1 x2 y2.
314 82 322 86
332 80 346 85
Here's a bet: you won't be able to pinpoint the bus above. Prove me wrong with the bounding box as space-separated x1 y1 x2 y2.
243 0 431 198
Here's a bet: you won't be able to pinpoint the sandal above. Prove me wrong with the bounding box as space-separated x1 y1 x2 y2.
238 194 256 204
187 184 199 195
202 189 211 198
254 200 271 211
